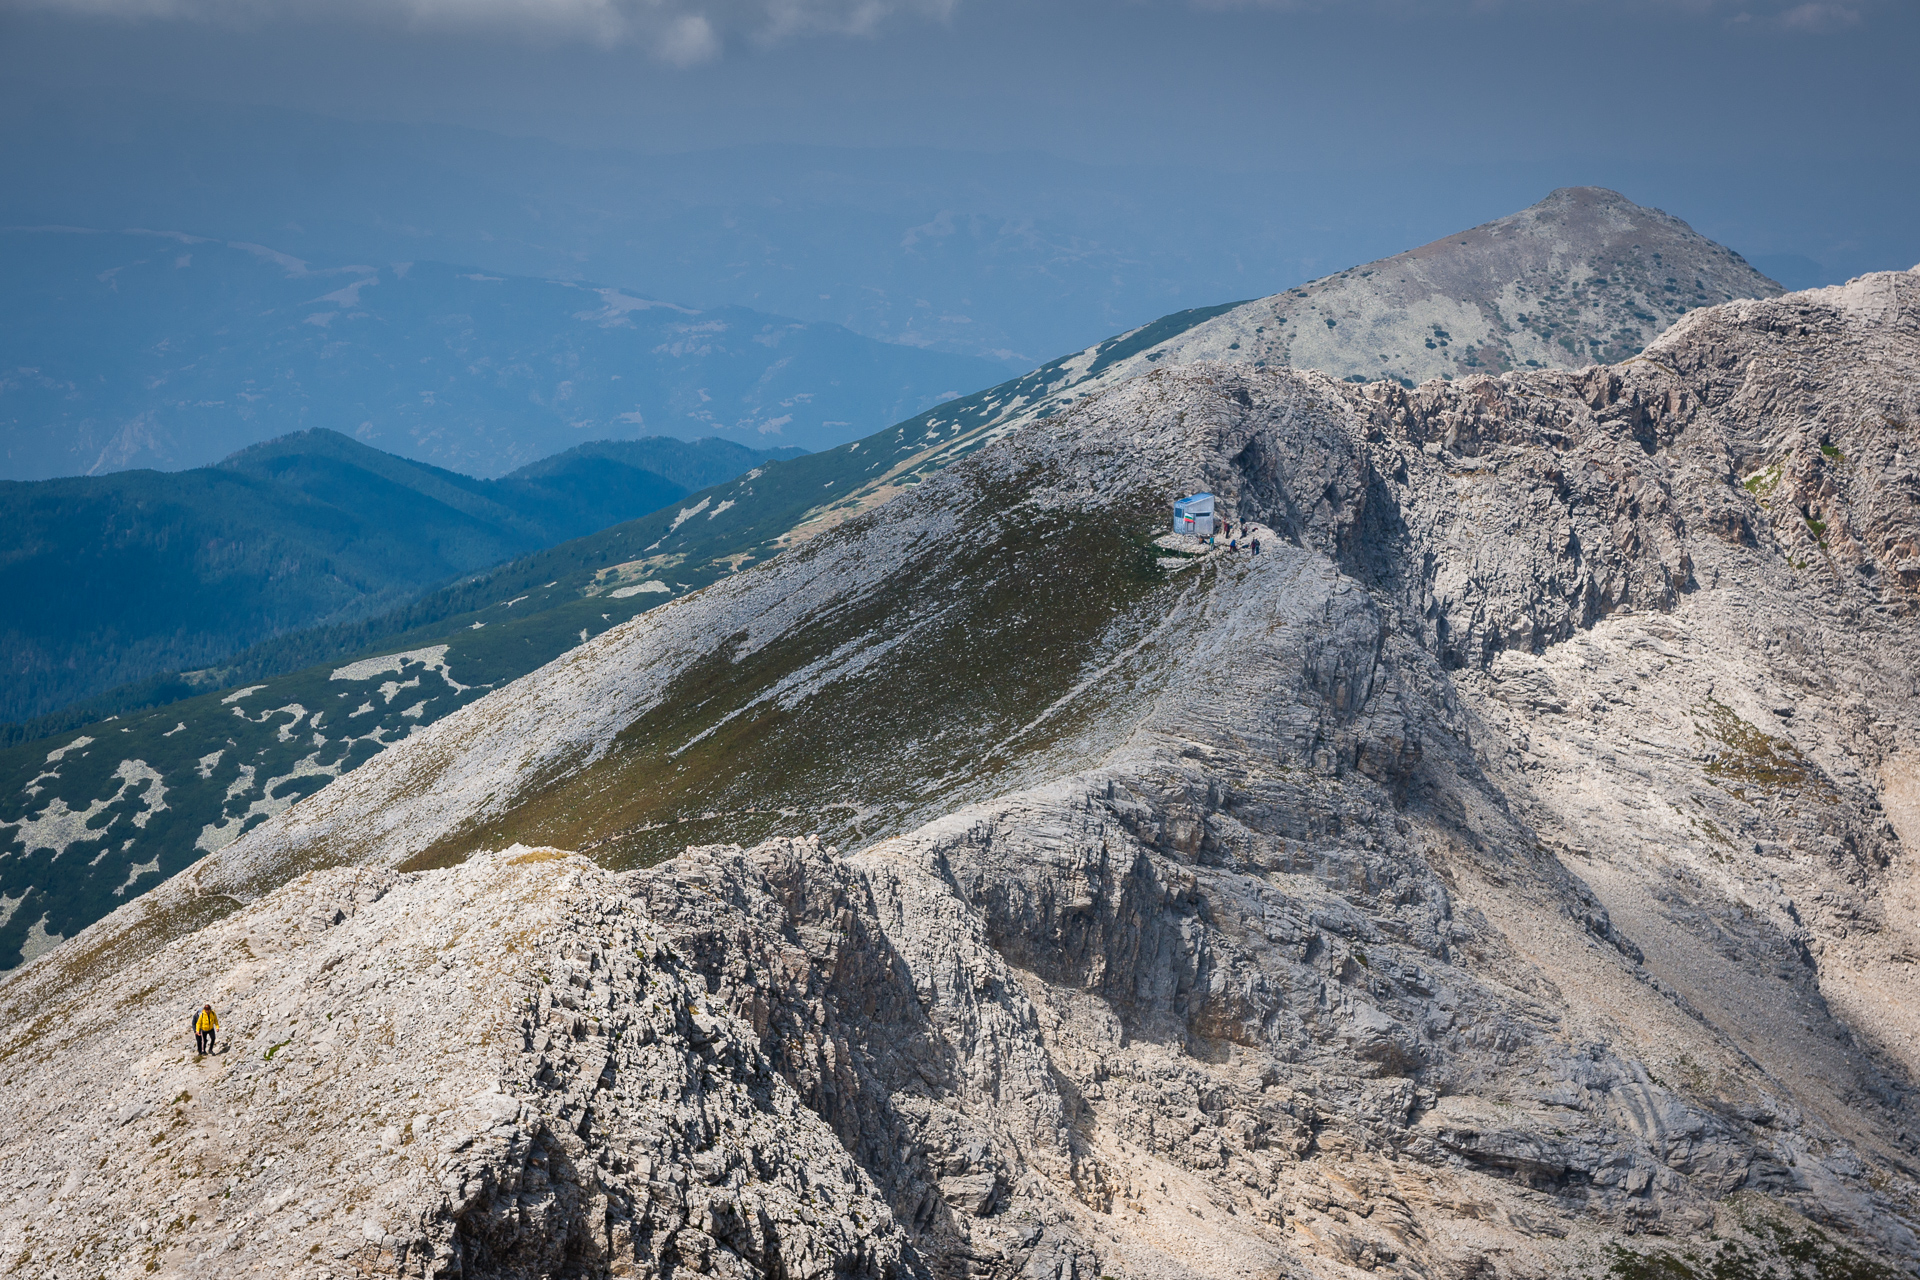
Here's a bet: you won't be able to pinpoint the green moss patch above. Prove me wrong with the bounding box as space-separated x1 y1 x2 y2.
1604 1220 1904 1280
1693 699 1835 804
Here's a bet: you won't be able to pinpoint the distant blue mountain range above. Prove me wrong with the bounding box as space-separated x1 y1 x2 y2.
0 228 1005 480
0 429 799 725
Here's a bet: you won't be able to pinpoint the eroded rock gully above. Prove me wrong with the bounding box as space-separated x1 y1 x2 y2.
5 270 1920 1279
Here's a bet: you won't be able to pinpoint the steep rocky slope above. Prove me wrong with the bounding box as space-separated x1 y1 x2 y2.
4 268 1915 1280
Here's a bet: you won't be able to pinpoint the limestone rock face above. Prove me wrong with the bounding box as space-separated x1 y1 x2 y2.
0 847 908 1280
4 269 1920 1279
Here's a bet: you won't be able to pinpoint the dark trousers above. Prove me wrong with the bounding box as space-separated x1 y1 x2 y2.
195 1030 215 1054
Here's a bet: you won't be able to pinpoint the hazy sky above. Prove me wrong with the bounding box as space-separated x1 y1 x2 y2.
2 0 1915 338
6 0 1911 159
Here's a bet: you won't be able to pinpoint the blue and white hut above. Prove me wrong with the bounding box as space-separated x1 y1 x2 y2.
1172 492 1215 536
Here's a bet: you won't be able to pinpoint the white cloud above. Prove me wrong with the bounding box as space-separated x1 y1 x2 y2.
1773 0 1861 28
656 12 719 60
2 0 958 60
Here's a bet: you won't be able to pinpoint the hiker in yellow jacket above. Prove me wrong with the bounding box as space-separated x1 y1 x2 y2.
192 1005 219 1056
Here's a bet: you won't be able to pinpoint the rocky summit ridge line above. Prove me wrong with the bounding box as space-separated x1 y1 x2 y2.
3 265 1917 1279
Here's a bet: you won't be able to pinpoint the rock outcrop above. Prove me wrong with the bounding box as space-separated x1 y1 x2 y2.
0 847 910 1280
3 268 1918 1279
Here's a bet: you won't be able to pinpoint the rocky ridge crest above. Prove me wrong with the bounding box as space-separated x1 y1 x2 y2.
0 845 913 1280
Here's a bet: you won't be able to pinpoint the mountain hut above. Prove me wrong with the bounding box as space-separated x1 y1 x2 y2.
1173 492 1215 536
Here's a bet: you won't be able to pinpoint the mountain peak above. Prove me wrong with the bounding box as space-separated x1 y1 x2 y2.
715 188 1789 557
1539 182 1643 206
1086 185 1784 391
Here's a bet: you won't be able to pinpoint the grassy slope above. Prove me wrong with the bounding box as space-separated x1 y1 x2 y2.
405 496 1184 873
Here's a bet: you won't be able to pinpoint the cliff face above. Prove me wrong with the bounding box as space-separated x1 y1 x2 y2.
3 269 1918 1280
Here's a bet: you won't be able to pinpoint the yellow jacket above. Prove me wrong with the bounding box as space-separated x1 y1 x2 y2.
194 1008 218 1032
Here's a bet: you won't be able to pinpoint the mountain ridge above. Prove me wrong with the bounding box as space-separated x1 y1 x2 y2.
3 266 1917 1277
0 188 1791 974
622 187 1783 570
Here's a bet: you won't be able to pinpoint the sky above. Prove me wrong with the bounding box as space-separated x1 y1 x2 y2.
1 0 1915 357
5 0 1910 163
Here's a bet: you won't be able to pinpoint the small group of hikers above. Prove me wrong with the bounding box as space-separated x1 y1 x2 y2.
1202 520 1261 556
191 1004 219 1056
